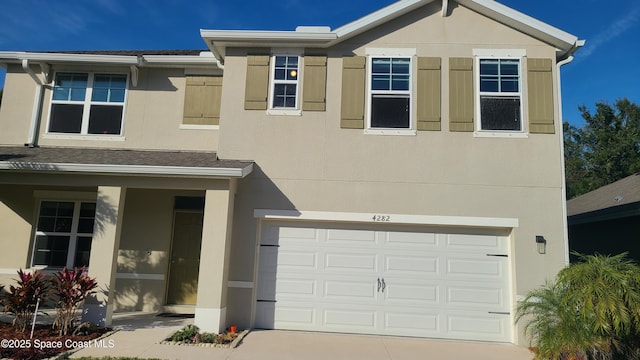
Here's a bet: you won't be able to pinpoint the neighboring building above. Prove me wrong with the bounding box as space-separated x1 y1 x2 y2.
0 0 582 346
567 173 640 263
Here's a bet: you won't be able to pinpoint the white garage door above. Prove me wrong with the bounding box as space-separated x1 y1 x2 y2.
255 221 512 342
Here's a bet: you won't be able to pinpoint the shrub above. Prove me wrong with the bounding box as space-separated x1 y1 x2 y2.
1 269 51 332
516 253 640 360
170 325 200 342
52 266 98 336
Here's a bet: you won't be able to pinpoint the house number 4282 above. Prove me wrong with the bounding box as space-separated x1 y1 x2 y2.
372 215 391 222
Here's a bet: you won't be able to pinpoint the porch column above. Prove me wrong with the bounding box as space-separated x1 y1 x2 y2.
194 180 236 333
82 186 127 326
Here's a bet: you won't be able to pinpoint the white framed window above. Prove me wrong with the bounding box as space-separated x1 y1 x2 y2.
48 72 128 136
475 52 525 133
368 56 412 130
31 200 96 268
269 55 300 110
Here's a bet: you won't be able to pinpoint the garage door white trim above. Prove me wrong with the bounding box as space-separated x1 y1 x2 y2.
254 209 519 229
254 215 515 343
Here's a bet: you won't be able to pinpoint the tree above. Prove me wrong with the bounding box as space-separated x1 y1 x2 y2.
564 98 640 198
516 253 640 359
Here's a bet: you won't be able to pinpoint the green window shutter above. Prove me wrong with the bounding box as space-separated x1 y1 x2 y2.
527 58 555 134
183 76 223 126
303 56 327 111
417 57 441 131
340 56 366 129
244 55 270 110
449 57 474 132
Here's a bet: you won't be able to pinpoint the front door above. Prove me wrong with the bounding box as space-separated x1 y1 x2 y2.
166 211 203 305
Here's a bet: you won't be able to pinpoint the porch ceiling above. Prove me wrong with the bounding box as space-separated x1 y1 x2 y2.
0 146 253 178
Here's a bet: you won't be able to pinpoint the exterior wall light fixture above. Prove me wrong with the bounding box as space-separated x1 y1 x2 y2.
536 235 547 254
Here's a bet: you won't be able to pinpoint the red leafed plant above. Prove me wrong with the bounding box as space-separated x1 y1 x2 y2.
1 269 51 332
52 267 97 336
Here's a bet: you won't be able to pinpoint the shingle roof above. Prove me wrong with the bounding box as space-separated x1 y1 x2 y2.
0 146 253 177
567 173 640 216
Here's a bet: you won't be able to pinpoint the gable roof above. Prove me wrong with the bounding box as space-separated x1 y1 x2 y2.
567 173 640 223
201 0 584 62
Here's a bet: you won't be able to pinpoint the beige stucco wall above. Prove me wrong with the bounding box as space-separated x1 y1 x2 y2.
218 2 568 345
0 65 219 151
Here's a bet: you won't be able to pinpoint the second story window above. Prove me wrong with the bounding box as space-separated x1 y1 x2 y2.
49 72 127 136
369 57 411 129
478 58 522 131
270 55 299 109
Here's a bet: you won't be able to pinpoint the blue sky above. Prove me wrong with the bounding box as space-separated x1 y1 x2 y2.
1 0 638 127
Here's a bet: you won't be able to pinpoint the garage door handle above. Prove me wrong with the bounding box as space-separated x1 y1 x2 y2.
377 278 381 292
381 278 386 293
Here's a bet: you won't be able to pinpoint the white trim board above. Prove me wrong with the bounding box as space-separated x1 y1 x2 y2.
115 272 165 281
254 210 519 228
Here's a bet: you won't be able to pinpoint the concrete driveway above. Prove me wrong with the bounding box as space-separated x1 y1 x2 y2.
69 312 534 360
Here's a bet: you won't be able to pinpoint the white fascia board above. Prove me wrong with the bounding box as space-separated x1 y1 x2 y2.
0 162 254 178
142 54 221 68
333 0 433 40
459 0 581 52
254 209 519 229
0 51 139 65
200 30 337 42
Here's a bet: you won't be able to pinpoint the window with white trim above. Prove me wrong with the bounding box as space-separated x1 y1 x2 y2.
369 57 412 129
31 200 96 268
478 58 522 131
49 72 127 135
270 55 300 109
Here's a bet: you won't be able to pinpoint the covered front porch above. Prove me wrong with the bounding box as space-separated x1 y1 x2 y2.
0 146 253 333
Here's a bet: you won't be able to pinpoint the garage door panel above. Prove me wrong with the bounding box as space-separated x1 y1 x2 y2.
324 280 377 301
324 308 377 328
385 231 438 248
446 233 505 253
384 312 440 333
326 228 376 245
384 283 439 303
447 312 509 341
277 279 317 297
446 256 506 279
325 252 377 272
385 254 439 275
447 284 507 309
278 250 317 269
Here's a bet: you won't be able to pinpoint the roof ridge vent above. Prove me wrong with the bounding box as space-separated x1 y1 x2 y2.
295 26 331 33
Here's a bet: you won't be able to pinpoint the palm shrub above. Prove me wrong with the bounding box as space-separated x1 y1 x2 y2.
52 266 98 336
1 269 51 332
516 253 640 360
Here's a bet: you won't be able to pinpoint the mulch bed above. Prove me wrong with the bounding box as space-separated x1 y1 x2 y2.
0 321 110 360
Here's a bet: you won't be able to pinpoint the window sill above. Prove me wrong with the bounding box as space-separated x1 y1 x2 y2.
474 131 528 139
364 128 417 136
43 134 126 141
179 124 219 130
266 109 302 116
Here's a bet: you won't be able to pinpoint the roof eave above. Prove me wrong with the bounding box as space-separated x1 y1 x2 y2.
457 0 583 59
0 162 254 179
331 0 433 44
200 30 337 61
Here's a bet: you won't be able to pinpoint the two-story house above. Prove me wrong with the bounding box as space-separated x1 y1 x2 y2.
0 0 582 346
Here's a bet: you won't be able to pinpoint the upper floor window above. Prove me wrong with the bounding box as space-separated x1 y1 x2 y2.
478 58 522 131
369 57 412 129
270 55 299 109
31 200 96 268
49 72 127 135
